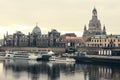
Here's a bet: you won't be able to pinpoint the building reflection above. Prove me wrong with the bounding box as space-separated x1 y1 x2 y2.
2 60 120 80
3 60 75 80
74 63 120 80
86 64 120 80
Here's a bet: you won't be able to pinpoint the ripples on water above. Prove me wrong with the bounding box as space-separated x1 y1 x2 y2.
0 60 120 80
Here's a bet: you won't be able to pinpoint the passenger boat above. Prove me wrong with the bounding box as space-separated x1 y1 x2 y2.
4 51 15 59
0 52 6 59
37 50 54 61
41 50 55 56
4 51 39 60
49 56 75 63
47 50 54 55
28 53 41 60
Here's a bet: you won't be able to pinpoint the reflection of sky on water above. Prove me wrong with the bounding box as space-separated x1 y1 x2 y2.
0 60 120 80
0 62 3 75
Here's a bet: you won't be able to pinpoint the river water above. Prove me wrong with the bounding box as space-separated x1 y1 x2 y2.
0 60 120 80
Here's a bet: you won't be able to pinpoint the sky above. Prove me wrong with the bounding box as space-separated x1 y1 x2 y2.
0 0 120 39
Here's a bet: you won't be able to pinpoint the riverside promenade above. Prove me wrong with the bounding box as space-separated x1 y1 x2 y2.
0 47 65 53
1 47 120 54
75 55 120 63
0 47 101 53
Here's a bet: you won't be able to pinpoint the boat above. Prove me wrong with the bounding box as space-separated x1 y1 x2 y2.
47 50 54 55
76 51 87 57
75 49 120 63
4 51 15 59
28 53 41 60
41 50 55 56
4 51 39 60
37 50 54 61
0 52 6 59
49 56 75 63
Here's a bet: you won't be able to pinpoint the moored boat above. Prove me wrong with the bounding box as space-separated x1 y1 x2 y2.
0 52 7 59
4 51 39 60
37 50 54 61
28 53 41 60
4 51 14 59
49 56 75 63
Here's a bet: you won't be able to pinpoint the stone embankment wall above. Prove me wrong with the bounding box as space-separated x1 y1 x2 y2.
1 47 119 54
77 47 102 55
78 47 120 55
0 47 65 53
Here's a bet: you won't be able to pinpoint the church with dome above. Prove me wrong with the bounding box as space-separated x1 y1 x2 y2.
3 24 60 47
32 24 41 36
3 8 108 49
82 8 107 41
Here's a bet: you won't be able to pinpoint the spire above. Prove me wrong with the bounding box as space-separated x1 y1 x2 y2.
92 7 97 17
84 24 87 31
6 31 8 36
83 24 87 34
103 25 106 35
36 22 38 27
4 34 5 39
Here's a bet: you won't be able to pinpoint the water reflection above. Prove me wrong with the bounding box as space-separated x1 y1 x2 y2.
0 60 120 80
86 64 120 80
2 60 75 80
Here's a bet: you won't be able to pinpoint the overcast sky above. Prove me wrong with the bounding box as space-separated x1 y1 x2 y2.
0 0 120 39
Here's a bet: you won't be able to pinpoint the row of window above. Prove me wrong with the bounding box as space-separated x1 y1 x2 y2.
87 44 120 47
91 39 120 42
87 44 118 47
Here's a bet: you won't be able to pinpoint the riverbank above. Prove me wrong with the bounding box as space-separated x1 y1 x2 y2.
75 55 120 64
1 47 120 64
0 47 65 53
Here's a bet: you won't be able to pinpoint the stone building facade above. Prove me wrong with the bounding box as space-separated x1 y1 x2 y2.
4 31 28 47
85 34 120 48
3 24 49 47
55 33 83 52
13 31 28 47
56 33 83 47
82 8 107 41
4 25 80 48
48 29 60 47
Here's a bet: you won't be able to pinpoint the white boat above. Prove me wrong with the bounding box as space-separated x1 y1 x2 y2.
4 51 15 59
4 51 39 60
28 53 41 60
49 56 75 63
48 51 54 55
0 52 6 59
42 50 55 56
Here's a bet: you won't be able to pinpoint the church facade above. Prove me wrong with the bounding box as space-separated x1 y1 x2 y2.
82 8 107 41
3 24 60 48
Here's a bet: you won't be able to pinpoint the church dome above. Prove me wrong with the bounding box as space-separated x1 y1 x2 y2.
51 29 58 33
32 24 41 36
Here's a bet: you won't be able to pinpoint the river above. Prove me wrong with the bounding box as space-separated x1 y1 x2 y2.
0 60 120 80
